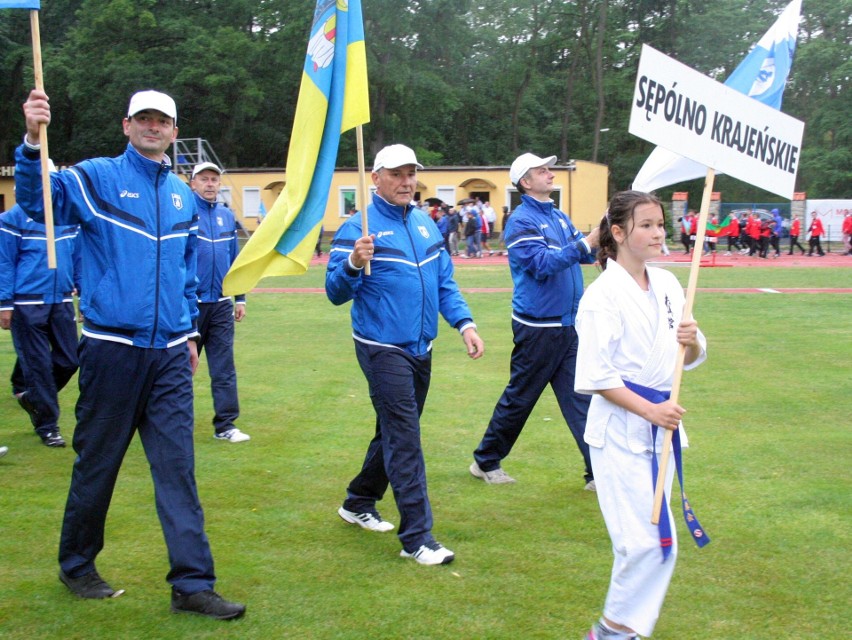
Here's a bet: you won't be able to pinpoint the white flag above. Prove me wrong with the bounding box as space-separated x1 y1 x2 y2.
633 0 802 193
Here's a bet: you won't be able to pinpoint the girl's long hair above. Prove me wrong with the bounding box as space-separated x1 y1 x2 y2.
597 190 663 269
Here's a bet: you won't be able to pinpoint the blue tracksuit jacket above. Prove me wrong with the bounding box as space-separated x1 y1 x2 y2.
194 192 245 303
14 143 199 348
0 205 81 309
504 194 595 326
326 194 475 357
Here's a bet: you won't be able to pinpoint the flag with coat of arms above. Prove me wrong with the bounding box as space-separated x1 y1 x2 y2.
223 0 369 295
633 0 802 193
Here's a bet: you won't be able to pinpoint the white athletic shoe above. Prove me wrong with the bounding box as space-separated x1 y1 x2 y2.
337 506 395 532
584 480 597 492
469 461 516 484
400 541 455 565
214 428 251 443
0 446 8 459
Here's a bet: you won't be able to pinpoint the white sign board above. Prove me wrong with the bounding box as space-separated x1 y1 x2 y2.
629 44 805 199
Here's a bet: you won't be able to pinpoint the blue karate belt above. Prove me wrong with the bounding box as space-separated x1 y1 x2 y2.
624 381 711 561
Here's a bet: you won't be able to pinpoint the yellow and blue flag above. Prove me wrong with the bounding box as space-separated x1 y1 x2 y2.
223 0 369 295
633 0 801 193
0 1 40 8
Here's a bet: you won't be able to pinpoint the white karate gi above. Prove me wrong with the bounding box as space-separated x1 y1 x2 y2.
575 259 706 637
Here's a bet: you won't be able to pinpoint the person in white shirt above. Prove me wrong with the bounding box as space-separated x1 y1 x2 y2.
575 190 707 640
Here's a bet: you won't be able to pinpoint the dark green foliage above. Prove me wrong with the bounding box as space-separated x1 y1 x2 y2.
0 0 847 197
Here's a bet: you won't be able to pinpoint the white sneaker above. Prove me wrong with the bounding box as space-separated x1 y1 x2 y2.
584 480 597 492
469 461 516 484
400 541 454 565
214 428 251 443
337 506 395 532
0 446 8 459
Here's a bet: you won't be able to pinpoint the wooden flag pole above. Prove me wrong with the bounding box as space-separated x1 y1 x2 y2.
651 167 715 524
30 9 56 269
355 125 371 276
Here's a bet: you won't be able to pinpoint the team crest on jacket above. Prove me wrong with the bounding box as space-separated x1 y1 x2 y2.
172 193 183 210
418 225 430 239
217 216 224 227
560 218 568 229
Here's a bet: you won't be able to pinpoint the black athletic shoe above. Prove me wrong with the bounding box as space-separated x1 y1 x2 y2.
17 392 39 428
171 590 246 620
59 570 117 599
41 431 66 448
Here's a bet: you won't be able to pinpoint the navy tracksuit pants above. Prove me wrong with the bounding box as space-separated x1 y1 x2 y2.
10 303 78 436
474 321 593 482
343 341 434 552
197 300 239 434
59 338 215 594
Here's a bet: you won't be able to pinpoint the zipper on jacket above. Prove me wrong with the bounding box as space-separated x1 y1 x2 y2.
402 205 427 345
208 201 218 300
150 163 165 347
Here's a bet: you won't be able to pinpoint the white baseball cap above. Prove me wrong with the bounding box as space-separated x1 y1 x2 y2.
127 90 177 121
373 144 423 171
191 162 223 178
510 152 557 185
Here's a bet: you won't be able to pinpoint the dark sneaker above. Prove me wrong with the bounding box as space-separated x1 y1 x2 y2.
59 570 118 599
17 392 39 428
41 431 66 448
171 589 246 620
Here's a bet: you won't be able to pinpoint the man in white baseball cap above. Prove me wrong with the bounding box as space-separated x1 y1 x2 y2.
471 151 600 492
16 87 246 618
127 89 177 121
508 152 557 187
189 161 250 445
191 161 222 179
372 143 424 171
326 144 484 567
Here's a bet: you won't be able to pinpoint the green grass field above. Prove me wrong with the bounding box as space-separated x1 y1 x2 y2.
1 266 849 639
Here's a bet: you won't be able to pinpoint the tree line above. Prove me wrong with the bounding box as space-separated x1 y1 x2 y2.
0 0 848 202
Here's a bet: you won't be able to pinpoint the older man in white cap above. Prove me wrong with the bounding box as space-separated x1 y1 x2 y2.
326 144 485 566
190 161 249 444
470 152 600 490
15 88 245 619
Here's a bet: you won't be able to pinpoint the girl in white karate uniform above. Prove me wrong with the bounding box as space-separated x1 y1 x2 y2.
575 191 707 639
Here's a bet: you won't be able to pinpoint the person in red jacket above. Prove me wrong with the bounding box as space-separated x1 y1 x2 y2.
746 212 761 256
788 215 805 255
724 213 742 255
758 217 772 259
807 212 825 256
842 211 852 255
